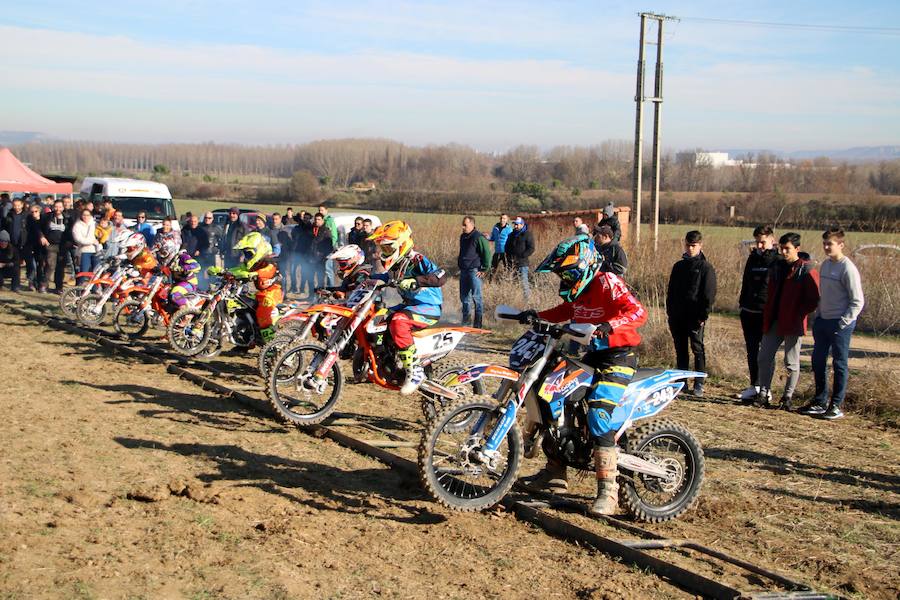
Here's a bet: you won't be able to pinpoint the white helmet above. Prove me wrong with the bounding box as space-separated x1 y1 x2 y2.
156 238 179 266
122 232 146 260
327 244 365 277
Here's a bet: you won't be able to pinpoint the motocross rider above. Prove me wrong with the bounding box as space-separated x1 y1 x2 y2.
520 233 647 516
318 244 372 297
121 232 159 277
156 238 201 307
207 231 283 342
368 221 447 395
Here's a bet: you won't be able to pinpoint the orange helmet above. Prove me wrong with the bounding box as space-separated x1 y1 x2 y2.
368 220 413 271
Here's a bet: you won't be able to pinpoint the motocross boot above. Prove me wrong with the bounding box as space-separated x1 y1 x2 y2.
398 346 425 395
590 447 619 517
260 326 276 343
519 458 568 494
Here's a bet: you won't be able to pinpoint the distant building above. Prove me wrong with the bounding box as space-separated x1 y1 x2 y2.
676 151 739 168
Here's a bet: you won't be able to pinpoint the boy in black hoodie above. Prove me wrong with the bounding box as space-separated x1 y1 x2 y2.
666 230 717 396
737 225 779 401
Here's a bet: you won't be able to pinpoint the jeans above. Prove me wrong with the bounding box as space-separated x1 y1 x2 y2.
459 268 483 328
518 266 531 299
740 310 764 386
78 252 98 285
757 323 802 398
812 317 855 408
669 320 706 374
325 259 335 287
44 244 65 291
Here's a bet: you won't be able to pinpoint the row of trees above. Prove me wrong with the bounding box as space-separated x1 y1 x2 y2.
9 138 900 197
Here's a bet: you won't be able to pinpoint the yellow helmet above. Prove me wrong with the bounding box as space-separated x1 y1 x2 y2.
234 231 272 269
368 220 413 270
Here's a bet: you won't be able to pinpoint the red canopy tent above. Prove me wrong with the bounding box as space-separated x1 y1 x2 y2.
0 147 73 194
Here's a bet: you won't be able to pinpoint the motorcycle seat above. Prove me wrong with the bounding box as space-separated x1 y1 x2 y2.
632 368 667 382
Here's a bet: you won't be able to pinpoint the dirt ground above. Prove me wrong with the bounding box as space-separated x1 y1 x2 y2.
1 289 899 599
0 307 683 600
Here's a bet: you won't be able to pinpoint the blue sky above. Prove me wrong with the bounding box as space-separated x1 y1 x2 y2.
2 0 899 151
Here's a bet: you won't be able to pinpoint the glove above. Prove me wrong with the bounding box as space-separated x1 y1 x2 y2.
206 266 222 276
595 322 613 338
517 309 538 324
398 278 419 292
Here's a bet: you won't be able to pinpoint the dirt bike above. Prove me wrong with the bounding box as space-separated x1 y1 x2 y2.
418 305 706 522
266 278 489 427
256 289 345 380
113 273 205 339
59 256 119 319
75 265 143 326
166 272 259 357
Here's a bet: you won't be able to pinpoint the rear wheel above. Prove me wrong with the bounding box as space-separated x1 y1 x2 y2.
619 418 705 523
113 299 150 339
167 307 211 357
76 293 108 326
418 398 522 512
59 286 85 319
266 342 343 426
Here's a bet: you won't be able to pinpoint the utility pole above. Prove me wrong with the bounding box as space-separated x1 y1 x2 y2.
632 12 678 249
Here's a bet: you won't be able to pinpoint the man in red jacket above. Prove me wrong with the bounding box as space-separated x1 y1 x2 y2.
519 234 647 516
754 232 820 409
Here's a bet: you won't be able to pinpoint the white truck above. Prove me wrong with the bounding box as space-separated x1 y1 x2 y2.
79 177 178 232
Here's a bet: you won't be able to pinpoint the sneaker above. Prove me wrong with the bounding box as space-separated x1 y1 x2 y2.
777 395 793 411
400 364 426 395
739 385 759 403
753 388 772 407
819 406 844 420
798 403 827 416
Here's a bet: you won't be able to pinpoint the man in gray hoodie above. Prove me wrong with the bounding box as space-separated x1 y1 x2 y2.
800 228 864 420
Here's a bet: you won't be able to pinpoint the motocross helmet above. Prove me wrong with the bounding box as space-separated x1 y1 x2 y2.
327 244 365 277
122 232 146 261
535 233 600 302
233 231 272 269
368 220 413 271
156 238 179 266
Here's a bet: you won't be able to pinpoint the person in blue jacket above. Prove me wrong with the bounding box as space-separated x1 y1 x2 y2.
489 213 512 276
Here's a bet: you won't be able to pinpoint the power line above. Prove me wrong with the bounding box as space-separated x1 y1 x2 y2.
681 16 900 36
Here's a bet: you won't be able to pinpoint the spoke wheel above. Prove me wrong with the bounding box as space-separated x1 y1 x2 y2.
113 299 150 339
167 307 211 357
76 293 108 326
59 286 85 319
418 398 522 512
266 343 343 426
620 418 705 523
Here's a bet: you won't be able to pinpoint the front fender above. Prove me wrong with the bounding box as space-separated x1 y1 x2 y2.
444 363 519 387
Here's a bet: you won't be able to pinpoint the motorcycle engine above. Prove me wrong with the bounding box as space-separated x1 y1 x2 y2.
232 311 256 346
544 402 594 470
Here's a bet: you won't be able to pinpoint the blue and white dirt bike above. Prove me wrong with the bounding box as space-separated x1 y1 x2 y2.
418 305 706 522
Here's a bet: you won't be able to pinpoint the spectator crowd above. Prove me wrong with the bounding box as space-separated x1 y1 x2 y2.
0 191 865 421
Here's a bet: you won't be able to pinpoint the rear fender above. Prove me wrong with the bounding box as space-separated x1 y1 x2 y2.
442 363 519 387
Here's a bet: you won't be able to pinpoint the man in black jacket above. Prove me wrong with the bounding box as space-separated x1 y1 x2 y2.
737 225 779 401
220 208 247 268
199 211 223 269
457 216 491 328
25 203 46 291
309 213 334 293
0 230 20 291
666 230 717 397
594 203 621 244
505 216 535 299
2 199 27 291
41 200 68 293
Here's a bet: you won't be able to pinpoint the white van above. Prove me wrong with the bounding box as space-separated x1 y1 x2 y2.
329 211 382 245
79 177 178 232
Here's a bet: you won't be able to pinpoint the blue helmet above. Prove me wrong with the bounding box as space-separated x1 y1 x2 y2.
535 234 600 301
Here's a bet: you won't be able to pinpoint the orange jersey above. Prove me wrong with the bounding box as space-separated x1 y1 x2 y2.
131 248 159 276
253 260 279 290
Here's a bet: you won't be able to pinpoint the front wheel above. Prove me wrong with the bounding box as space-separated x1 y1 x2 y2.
167 306 211 357
619 418 705 523
76 292 109 326
266 343 343 426
59 286 85 319
113 299 150 339
258 329 301 380
418 398 522 512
